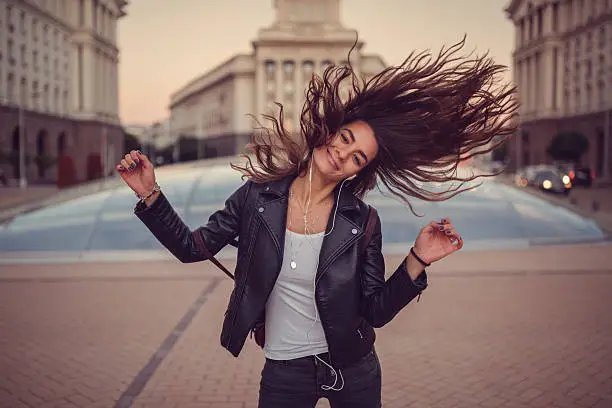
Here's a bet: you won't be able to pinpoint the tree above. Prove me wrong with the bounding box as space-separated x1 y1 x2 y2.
492 143 507 162
546 131 589 163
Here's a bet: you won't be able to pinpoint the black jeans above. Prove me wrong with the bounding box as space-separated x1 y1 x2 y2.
258 348 382 408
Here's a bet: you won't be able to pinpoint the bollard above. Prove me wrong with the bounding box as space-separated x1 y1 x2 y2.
592 200 600 212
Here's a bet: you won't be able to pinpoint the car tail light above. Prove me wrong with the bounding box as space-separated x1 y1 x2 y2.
569 170 575 179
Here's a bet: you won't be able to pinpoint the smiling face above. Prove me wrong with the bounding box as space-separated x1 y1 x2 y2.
312 120 379 182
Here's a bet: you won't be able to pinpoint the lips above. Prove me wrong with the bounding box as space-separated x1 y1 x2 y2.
327 148 340 171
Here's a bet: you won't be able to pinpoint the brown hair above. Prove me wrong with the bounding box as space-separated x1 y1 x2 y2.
231 36 518 213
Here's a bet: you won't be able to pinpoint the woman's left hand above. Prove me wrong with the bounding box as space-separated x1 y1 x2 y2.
413 218 463 265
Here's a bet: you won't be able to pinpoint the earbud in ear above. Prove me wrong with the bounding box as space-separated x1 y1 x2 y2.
345 174 357 181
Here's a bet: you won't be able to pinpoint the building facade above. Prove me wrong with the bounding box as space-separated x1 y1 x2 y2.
505 0 612 179
0 0 127 185
168 0 386 159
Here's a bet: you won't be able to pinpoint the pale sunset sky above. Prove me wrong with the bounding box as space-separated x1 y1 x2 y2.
118 0 515 125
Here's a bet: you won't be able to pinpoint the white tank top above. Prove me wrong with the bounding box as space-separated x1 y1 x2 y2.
263 229 328 360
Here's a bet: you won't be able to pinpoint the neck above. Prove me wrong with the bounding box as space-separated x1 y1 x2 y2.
292 160 338 207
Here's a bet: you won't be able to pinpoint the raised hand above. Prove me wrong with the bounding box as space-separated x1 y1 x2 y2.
116 150 157 197
412 217 463 265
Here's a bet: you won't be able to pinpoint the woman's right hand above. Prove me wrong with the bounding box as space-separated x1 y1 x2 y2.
116 150 157 197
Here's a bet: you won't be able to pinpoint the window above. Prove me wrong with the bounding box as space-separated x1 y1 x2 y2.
20 10 25 35
6 4 14 33
20 77 27 105
54 87 59 113
537 8 543 37
282 60 294 74
79 0 84 26
8 39 14 64
265 60 276 74
20 44 26 67
7 73 15 103
33 50 38 71
32 81 39 109
552 3 559 33
63 90 69 114
43 24 49 45
32 18 38 41
43 84 49 111
586 60 592 78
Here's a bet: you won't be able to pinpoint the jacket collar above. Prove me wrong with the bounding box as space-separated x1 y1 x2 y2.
257 174 366 278
262 174 362 216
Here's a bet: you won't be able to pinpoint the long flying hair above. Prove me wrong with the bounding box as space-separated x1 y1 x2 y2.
231 36 518 213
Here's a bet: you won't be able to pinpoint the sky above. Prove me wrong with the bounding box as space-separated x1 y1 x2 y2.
117 0 515 125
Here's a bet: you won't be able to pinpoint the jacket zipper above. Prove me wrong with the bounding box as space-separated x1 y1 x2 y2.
226 217 258 345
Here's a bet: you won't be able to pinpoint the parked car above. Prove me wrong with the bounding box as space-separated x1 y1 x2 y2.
515 165 572 195
554 163 595 187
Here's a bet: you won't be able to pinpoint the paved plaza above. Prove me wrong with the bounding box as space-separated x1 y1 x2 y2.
1 244 611 408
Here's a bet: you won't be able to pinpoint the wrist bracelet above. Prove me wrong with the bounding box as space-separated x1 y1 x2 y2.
410 247 431 267
135 182 161 201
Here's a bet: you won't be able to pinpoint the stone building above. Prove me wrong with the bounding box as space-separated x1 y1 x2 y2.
0 0 127 185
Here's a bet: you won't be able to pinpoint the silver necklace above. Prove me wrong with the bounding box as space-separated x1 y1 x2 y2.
287 187 328 270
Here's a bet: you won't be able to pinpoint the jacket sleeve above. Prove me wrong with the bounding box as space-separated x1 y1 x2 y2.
360 212 428 328
133 180 252 263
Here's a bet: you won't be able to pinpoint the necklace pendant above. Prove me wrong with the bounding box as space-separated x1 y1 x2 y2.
290 260 297 269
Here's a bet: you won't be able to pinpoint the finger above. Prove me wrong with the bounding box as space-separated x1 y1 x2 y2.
447 232 463 249
129 150 141 165
441 217 451 224
123 153 136 171
120 158 129 171
116 163 125 171
438 223 454 232
426 221 440 232
133 150 151 168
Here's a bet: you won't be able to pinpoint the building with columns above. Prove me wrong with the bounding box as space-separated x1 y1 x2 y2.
168 0 386 159
505 0 612 180
0 0 127 185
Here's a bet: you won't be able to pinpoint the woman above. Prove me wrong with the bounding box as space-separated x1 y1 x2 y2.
118 38 517 407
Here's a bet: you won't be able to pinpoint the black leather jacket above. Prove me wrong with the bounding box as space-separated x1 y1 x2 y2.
134 174 427 369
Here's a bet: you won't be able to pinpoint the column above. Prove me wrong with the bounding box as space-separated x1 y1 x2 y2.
256 59 265 117
82 45 95 111
294 61 302 126
542 48 554 113
521 57 529 113
84 0 93 27
101 54 106 114
71 46 80 111
106 57 112 115
542 4 553 36
112 62 118 117
557 47 565 113
275 59 283 104
513 60 520 96
516 20 523 48
531 55 538 114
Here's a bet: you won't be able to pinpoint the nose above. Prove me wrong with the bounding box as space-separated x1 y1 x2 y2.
336 147 350 163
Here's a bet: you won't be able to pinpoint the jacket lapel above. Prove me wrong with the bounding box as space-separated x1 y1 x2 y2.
255 176 295 263
256 175 364 279
317 182 363 278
